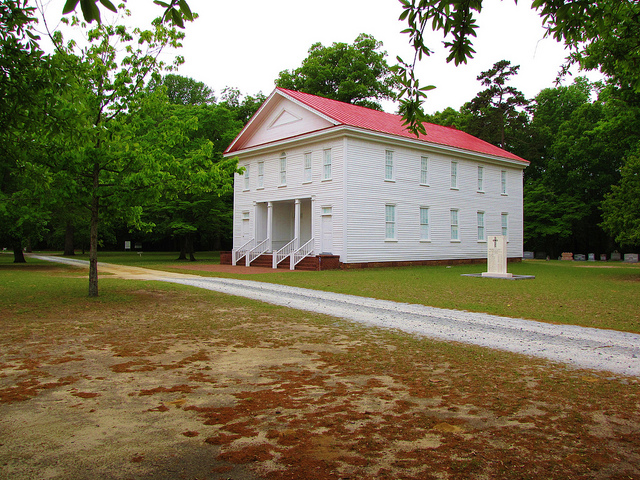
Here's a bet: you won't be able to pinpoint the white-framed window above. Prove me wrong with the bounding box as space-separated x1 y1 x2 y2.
451 161 458 189
501 170 507 195
279 152 287 186
385 204 396 240
385 150 394 181
477 211 485 241
303 153 312 183
257 161 264 189
243 164 250 190
322 206 332 216
323 149 332 180
501 212 509 238
420 207 430 240
477 166 484 192
242 211 250 220
450 208 460 241
420 156 429 185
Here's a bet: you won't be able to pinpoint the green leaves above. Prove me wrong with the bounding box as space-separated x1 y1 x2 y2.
63 0 194 28
62 0 115 24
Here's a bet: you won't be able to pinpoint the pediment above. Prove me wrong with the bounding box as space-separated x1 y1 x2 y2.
226 90 338 154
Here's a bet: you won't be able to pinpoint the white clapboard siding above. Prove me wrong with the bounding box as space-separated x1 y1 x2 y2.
343 137 524 263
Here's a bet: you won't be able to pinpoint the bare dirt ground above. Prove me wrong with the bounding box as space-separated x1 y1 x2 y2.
1 265 640 479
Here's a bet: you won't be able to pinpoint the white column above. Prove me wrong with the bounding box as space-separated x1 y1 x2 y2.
311 196 316 253
267 202 273 252
294 198 301 249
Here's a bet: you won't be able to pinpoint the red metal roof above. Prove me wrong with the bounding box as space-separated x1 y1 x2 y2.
277 88 528 164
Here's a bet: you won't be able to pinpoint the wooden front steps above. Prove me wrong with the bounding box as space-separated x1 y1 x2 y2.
221 253 341 271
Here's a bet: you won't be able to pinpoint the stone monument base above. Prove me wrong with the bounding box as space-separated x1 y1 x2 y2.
462 273 535 280
482 272 513 278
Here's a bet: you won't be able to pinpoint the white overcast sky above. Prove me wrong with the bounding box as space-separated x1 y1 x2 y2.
38 0 600 114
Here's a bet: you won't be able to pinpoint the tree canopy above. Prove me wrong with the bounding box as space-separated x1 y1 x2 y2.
275 33 398 111
148 73 216 106
396 0 640 134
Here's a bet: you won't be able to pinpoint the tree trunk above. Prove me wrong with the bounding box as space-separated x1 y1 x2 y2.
186 234 196 261
12 240 26 263
88 163 99 297
177 236 187 260
64 221 75 256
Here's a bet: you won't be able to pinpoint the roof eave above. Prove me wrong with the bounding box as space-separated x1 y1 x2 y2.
225 124 529 167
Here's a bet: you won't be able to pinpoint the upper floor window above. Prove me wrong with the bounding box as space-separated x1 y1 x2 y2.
385 204 396 240
477 166 484 192
477 211 485 241
323 149 332 180
279 152 287 186
385 150 394 181
243 164 250 190
451 161 458 189
420 207 430 240
450 208 460 241
501 170 507 195
303 153 312 183
257 161 264 189
322 206 332 216
420 156 429 185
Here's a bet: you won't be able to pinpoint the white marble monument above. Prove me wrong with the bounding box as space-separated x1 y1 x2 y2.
482 235 513 278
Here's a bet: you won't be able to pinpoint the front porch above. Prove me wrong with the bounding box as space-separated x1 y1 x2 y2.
232 197 321 270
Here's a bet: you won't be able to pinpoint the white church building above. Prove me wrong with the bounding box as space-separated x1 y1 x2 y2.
222 88 529 270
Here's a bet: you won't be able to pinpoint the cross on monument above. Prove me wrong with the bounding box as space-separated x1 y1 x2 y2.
493 236 498 248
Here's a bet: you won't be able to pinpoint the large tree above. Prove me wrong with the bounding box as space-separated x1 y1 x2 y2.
601 151 640 248
0 1 74 262
275 33 398 111
139 99 242 261
465 60 530 151
148 73 215 106
46 12 188 296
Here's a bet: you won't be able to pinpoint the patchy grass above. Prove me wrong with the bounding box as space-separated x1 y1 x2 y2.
0 264 639 479
18 252 640 333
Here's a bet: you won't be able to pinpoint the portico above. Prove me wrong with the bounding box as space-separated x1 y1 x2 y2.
233 197 314 269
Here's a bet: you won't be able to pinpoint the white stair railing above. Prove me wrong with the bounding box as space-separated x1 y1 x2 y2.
273 238 296 269
246 238 269 266
232 238 254 266
291 238 314 270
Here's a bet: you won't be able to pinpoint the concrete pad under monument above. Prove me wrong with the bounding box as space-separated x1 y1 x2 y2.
461 235 535 280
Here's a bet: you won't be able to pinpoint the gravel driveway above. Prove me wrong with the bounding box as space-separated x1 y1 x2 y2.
33 255 640 377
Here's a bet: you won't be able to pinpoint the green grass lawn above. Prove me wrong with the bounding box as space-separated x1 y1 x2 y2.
6 251 640 333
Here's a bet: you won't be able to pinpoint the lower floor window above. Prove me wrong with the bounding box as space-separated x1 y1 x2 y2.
420 207 430 240
450 209 459 241
477 211 485 241
385 204 396 240
501 212 509 238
